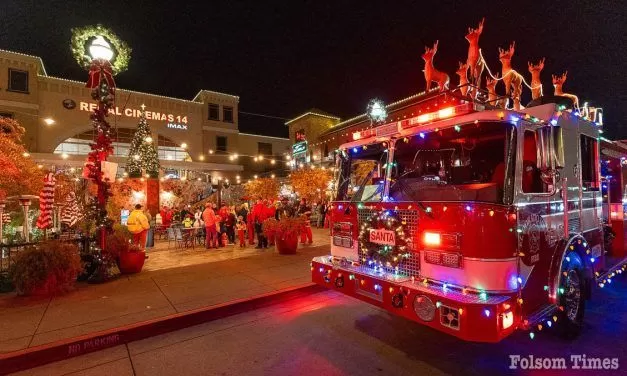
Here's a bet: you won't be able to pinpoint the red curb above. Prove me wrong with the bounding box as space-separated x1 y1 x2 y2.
0 283 324 375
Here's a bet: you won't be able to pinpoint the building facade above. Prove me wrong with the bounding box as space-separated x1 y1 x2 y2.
0 49 290 183
285 93 433 167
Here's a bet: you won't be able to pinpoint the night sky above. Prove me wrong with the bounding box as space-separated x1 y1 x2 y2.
2 0 625 138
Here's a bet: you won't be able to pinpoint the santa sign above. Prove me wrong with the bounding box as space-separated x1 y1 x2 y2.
369 228 395 246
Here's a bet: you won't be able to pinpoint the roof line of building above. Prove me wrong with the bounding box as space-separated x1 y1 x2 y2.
192 89 240 102
0 48 47 76
284 111 341 125
238 132 289 140
0 49 239 104
43 75 199 104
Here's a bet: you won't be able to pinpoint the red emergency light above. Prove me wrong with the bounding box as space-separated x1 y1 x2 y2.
402 103 472 129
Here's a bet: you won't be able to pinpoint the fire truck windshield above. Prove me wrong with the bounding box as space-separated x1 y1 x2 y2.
335 142 388 202
389 121 516 204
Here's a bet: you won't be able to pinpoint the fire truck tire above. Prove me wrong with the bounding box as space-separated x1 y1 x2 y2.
556 251 586 339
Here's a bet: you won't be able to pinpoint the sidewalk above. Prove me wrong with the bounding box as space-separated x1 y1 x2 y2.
0 228 330 354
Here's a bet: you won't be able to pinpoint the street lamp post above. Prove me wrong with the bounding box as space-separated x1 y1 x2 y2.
70 27 130 256
87 37 116 253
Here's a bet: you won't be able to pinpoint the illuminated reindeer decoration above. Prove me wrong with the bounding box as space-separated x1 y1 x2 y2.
485 74 502 107
422 40 450 92
528 58 545 100
498 41 524 110
465 18 485 95
552 72 579 108
456 62 469 96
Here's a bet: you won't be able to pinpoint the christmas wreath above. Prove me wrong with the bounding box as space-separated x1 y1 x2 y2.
358 210 410 269
71 25 131 75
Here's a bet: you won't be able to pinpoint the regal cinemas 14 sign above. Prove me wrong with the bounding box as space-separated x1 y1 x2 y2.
369 228 395 246
78 102 189 129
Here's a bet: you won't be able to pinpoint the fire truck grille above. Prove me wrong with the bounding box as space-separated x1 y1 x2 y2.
358 208 420 277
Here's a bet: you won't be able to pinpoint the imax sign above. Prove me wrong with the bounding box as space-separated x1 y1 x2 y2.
166 122 188 130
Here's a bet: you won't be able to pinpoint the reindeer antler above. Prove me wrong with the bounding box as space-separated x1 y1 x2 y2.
552 72 568 84
528 58 545 71
509 41 516 55
433 40 439 51
477 17 485 32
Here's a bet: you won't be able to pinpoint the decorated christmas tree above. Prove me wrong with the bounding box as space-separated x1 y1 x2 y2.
126 105 160 178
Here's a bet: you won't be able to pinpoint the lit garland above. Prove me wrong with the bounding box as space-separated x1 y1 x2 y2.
358 210 409 269
70 25 131 75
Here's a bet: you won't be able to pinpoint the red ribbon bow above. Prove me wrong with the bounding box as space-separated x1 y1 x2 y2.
86 59 116 91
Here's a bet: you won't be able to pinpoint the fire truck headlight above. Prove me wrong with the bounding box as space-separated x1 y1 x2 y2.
423 232 441 247
502 311 514 329
413 295 436 322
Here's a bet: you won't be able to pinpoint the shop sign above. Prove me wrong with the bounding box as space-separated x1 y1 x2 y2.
78 102 188 125
120 209 130 226
62 99 76 109
292 141 307 155
166 122 188 130
296 129 306 142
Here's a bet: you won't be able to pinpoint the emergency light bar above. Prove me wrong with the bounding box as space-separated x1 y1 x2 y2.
352 102 474 141
402 103 472 129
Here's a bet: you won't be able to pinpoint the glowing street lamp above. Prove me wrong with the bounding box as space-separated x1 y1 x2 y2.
88 36 114 61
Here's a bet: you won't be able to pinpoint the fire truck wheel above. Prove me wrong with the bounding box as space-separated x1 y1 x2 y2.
556 252 586 339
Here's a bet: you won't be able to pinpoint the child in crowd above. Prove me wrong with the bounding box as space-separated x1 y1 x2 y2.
182 214 194 228
236 216 246 248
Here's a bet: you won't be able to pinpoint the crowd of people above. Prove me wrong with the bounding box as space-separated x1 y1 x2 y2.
146 198 329 250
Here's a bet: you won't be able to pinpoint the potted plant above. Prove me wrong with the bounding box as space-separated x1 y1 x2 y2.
118 243 146 274
262 218 278 246
266 216 304 254
105 227 146 274
10 240 81 296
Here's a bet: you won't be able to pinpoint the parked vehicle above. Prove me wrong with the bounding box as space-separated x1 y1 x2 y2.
312 88 626 342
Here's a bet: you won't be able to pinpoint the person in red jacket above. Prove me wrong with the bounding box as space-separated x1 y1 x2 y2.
297 198 313 244
251 199 268 249
217 203 229 246
236 216 246 248
202 203 219 249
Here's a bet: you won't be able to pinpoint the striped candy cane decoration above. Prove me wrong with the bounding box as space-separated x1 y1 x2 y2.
61 192 82 227
36 172 56 229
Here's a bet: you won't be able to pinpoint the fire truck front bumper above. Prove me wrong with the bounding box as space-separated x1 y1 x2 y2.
312 256 519 343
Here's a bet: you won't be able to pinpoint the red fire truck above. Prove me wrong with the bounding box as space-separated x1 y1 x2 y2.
311 90 627 342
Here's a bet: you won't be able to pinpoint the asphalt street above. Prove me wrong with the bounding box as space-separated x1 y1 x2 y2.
13 275 627 376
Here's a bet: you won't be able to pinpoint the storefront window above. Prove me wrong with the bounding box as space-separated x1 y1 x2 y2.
54 128 190 161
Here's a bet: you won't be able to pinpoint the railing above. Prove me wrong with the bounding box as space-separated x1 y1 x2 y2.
0 237 90 277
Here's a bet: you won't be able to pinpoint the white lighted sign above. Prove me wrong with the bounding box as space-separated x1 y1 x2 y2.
166 123 188 130
369 229 395 246
79 102 188 125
